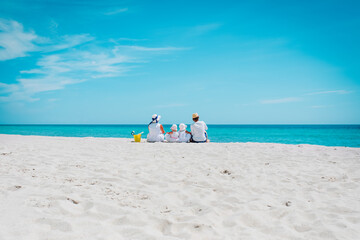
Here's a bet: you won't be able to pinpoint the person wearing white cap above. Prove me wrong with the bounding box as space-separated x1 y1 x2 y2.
178 123 191 142
189 113 209 143
147 114 165 142
165 124 179 142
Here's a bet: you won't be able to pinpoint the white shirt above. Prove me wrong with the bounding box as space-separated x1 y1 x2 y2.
178 130 191 142
165 132 179 142
190 121 208 142
147 123 164 142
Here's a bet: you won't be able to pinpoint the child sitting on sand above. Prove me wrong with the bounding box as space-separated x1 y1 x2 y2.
178 123 191 143
165 124 179 142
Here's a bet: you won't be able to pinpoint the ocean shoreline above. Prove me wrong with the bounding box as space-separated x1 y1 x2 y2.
0 134 359 149
1 124 359 147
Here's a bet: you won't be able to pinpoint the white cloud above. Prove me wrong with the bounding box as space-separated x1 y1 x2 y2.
0 19 94 61
104 8 128 15
49 19 59 35
1 48 133 102
306 90 352 95
0 19 39 60
258 89 351 106
120 46 189 52
116 38 147 42
19 76 82 94
260 97 301 104
43 34 94 52
34 50 129 76
0 82 19 94
0 19 188 102
1 43 186 102
189 23 222 36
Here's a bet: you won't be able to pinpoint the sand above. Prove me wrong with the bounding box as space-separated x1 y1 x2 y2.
0 134 359 240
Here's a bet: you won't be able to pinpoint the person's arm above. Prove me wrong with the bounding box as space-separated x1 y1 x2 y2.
185 130 191 134
160 124 165 134
204 122 208 131
167 131 173 134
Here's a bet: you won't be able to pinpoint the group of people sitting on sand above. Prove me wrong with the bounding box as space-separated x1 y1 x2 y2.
147 113 209 143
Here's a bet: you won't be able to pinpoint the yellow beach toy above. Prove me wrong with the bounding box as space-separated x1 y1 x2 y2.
131 131 144 142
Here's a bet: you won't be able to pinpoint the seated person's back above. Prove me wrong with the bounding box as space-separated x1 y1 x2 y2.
165 124 179 142
178 123 191 142
147 114 165 142
190 119 208 142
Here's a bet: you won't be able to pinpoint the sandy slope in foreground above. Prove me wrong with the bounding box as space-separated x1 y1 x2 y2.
0 134 359 240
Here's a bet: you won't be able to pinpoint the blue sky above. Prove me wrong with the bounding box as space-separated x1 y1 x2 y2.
0 0 359 124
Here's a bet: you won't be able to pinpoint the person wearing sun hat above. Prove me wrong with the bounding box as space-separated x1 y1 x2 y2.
189 113 209 143
178 123 191 142
147 114 165 142
165 124 179 142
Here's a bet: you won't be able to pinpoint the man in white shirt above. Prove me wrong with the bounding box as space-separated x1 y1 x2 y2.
190 113 209 143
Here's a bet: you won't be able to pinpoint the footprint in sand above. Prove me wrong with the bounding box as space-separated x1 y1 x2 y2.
113 216 146 227
36 218 72 232
294 224 312 232
120 227 156 240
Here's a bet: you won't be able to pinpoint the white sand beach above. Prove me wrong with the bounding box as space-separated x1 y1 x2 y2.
0 134 359 240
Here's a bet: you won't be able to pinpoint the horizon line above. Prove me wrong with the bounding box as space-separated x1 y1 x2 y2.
1 123 360 125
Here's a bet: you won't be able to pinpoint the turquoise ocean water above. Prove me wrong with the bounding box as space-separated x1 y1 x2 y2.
0 124 359 147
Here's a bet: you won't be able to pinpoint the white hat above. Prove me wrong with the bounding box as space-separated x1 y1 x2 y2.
179 123 187 131
170 124 177 131
152 114 161 122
